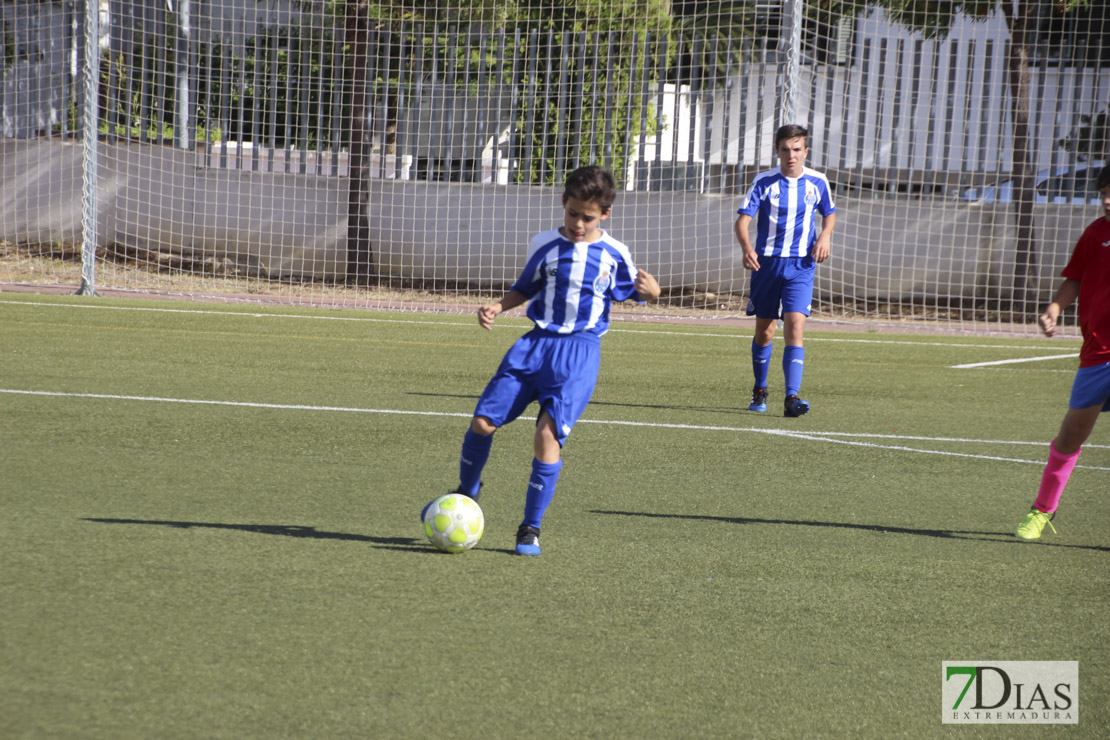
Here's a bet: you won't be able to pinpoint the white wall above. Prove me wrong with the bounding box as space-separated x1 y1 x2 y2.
1 139 1088 303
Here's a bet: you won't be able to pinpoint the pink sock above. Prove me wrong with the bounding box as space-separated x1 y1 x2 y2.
1033 441 1081 513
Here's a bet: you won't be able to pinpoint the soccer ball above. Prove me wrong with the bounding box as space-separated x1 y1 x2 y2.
422 493 484 553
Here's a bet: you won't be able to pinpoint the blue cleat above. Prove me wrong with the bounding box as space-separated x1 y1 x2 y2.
784 395 810 418
514 525 541 556
749 386 768 412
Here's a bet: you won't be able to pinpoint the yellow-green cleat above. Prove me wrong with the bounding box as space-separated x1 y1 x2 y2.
1015 507 1057 540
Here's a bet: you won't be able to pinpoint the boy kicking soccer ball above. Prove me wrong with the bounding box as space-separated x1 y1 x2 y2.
436 165 660 556
1016 165 1110 540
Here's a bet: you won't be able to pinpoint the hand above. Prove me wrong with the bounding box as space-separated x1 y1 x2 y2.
742 249 760 272
634 269 661 300
477 303 501 331
1039 308 1059 337
813 235 832 264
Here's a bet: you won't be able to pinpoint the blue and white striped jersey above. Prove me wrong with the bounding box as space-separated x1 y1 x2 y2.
738 167 836 258
511 227 640 337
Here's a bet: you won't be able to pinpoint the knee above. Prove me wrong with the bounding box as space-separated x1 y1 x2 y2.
471 416 497 435
534 415 562 463
754 321 776 345
534 430 562 464
1054 430 1085 455
1055 407 1101 453
783 314 806 344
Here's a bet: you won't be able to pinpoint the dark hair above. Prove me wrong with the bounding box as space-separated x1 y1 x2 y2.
1098 165 1110 192
775 123 809 149
564 165 617 211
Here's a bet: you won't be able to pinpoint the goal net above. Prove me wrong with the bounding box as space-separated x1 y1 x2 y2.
1 0 1107 333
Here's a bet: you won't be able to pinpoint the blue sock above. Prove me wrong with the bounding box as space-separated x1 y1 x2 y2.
522 458 562 530
783 345 805 397
752 340 773 388
459 428 493 498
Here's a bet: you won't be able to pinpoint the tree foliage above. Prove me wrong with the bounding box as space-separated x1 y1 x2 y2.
352 1 756 186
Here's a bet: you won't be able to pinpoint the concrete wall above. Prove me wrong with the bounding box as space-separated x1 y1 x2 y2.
0 140 1090 301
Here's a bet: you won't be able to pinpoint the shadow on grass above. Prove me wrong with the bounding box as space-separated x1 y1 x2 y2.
83 517 518 555
407 391 742 415
590 510 1110 553
83 517 439 553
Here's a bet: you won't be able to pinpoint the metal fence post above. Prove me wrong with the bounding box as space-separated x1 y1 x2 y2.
77 0 100 296
781 0 803 126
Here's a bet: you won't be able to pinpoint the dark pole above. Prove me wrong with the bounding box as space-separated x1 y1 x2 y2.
1003 1 1037 317
344 0 373 285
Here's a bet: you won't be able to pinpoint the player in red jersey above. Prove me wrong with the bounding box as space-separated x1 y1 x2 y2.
1016 164 1110 540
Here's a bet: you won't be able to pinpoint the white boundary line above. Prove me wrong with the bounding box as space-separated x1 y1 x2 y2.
800 430 1108 449
951 354 1079 369
0 299 468 327
0 298 1082 351
3 388 1107 471
0 388 474 417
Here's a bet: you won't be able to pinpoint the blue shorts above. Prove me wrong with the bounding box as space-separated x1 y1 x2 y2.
474 328 601 446
1069 361 1110 412
745 256 815 319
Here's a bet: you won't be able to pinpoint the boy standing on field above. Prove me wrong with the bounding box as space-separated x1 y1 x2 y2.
434 165 661 556
734 124 836 417
1016 165 1110 540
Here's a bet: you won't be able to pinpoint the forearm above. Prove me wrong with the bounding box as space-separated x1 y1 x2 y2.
736 215 761 270
734 216 753 252
478 289 527 330
1047 279 1080 314
493 290 528 314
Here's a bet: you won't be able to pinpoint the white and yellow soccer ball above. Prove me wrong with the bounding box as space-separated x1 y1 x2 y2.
422 493 484 553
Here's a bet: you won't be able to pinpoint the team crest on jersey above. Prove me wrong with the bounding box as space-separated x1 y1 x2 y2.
593 269 611 293
804 186 818 206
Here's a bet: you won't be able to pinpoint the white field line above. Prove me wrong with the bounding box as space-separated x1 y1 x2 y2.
0 299 1082 352
0 388 474 418
3 388 1108 471
761 431 1090 466
0 299 472 328
800 430 1109 449
951 354 1079 369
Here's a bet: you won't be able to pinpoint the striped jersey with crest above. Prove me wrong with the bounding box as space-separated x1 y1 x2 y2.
510 227 640 337
738 167 836 258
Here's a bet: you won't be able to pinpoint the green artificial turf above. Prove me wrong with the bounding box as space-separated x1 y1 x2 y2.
1 293 1106 738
